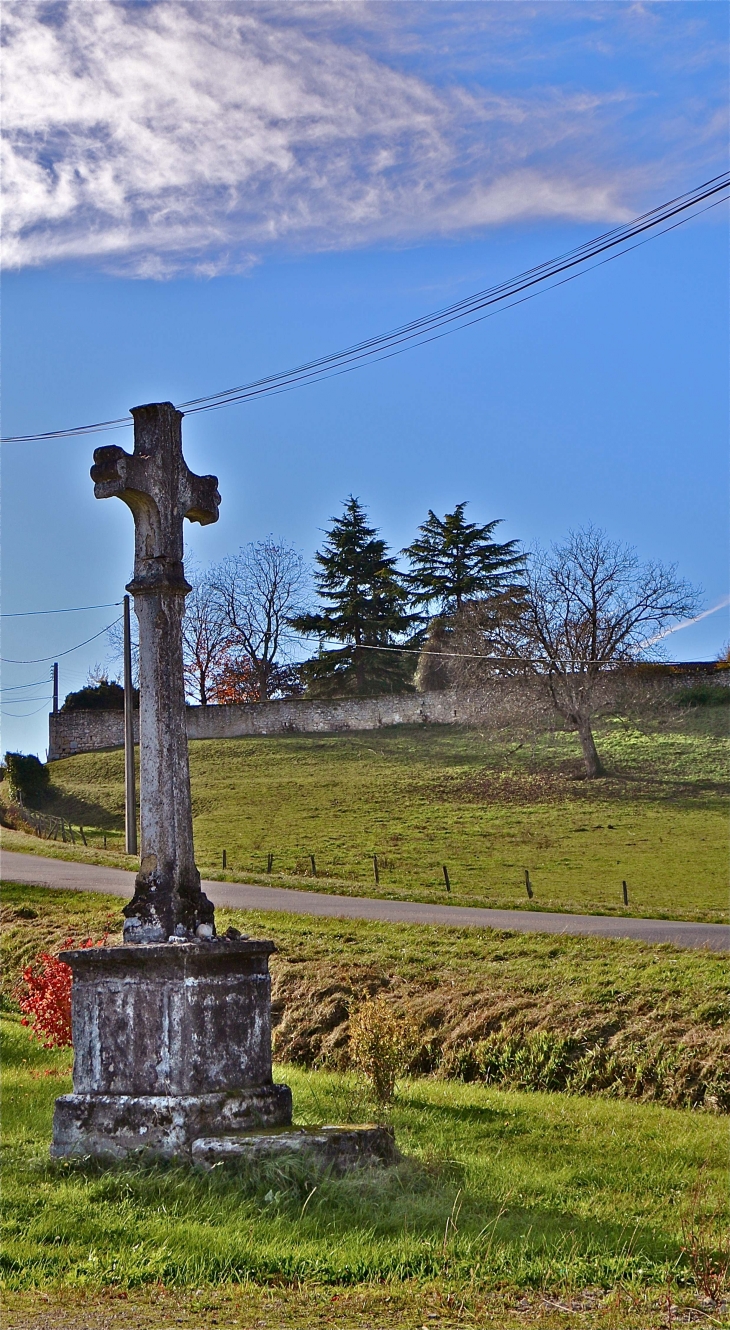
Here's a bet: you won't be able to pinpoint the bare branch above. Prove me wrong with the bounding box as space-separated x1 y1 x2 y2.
210 539 309 701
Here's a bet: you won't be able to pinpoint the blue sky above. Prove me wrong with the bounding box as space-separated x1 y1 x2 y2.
1 1 728 757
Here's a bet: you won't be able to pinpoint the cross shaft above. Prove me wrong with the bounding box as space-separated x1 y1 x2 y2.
91 402 220 942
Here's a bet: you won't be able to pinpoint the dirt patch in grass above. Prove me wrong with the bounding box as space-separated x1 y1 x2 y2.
434 768 584 805
436 767 730 808
2 1284 724 1329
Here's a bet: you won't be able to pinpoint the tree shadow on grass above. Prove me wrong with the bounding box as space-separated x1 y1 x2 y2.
44 786 124 831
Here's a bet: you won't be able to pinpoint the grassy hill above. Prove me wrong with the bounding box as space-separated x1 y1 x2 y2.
3 707 728 923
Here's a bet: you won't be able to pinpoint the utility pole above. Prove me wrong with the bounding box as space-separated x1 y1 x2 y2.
52 662 59 715
123 594 138 856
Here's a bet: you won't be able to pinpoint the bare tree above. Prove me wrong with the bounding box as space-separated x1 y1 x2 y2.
504 527 699 777
107 617 138 688
182 565 231 705
108 564 231 705
211 539 308 701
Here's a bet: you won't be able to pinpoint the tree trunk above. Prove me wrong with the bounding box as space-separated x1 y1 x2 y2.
577 717 604 778
354 643 366 693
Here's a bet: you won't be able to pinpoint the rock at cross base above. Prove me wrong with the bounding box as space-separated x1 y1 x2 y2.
91 401 221 943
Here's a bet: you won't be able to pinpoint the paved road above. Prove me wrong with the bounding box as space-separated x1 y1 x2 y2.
2 849 728 951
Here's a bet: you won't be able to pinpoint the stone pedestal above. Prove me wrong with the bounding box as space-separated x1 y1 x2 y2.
52 939 292 1160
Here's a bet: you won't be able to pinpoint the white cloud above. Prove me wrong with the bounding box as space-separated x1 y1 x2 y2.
0 2 685 275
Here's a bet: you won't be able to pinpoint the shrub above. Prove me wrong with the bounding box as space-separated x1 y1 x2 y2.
348 994 416 1106
16 936 104 1048
675 684 730 708
61 680 138 711
4 752 50 805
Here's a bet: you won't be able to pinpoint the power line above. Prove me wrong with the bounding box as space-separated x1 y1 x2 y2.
0 600 122 618
1 174 726 446
0 678 52 692
1 695 53 705
178 176 729 417
1 700 55 719
318 641 700 667
0 617 122 665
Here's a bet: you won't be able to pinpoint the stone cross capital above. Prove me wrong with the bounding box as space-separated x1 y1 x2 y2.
91 402 220 595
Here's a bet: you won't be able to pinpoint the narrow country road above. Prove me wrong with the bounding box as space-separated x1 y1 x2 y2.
1 849 727 951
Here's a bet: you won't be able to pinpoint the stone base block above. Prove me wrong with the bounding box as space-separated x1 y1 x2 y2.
191 1125 400 1174
51 1085 293 1160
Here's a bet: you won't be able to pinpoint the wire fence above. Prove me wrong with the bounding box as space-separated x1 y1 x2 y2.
4 796 116 849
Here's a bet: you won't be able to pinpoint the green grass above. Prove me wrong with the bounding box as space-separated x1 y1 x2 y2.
6 710 728 923
2 885 729 1324
2 1011 728 1301
3 884 728 1112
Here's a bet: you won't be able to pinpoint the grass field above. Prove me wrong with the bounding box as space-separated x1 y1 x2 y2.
2 885 729 1327
2 1009 729 1325
5 708 728 923
3 883 729 1110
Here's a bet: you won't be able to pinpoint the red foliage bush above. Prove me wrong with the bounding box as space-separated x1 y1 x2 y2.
16 936 104 1048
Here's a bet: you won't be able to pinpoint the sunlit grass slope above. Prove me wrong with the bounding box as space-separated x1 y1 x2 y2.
12 709 727 922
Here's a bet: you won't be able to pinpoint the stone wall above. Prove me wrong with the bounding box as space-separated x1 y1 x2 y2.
49 709 130 760
48 690 489 761
47 664 728 762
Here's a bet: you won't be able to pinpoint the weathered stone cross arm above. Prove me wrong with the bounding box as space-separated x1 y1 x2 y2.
91 402 220 943
91 402 220 592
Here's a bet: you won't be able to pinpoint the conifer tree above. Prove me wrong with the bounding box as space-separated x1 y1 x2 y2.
403 502 525 616
291 497 415 695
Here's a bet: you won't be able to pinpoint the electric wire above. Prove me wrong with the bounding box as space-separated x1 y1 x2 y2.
0 600 122 618
0 678 53 692
2 695 55 704
1 173 726 445
189 192 728 417
179 176 730 417
1 700 55 719
316 641 704 668
0 617 122 665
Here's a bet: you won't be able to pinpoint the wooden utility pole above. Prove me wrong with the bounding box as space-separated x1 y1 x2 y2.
52 662 59 715
123 594 138 856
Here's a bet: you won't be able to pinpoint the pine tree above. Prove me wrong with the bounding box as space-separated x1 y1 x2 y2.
291 497 415 696
403 502 525 616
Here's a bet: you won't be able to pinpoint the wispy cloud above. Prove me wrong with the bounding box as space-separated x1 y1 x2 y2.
1 2 724 276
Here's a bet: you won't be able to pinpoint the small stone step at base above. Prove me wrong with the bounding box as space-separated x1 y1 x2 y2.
192 1124 399 1174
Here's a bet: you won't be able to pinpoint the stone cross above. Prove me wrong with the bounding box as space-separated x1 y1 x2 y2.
91 402 221 943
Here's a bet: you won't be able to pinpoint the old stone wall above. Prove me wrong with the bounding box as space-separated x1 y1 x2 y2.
48 690 489 760
49 709 130 760
47 665 728 762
